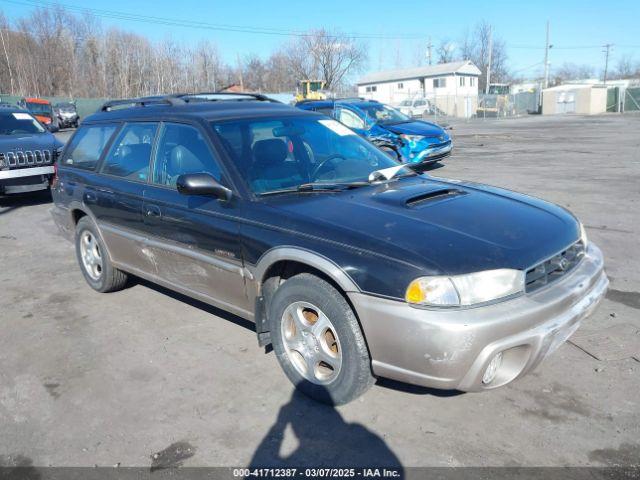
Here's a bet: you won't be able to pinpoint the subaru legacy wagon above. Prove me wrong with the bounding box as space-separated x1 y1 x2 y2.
51 93 608 405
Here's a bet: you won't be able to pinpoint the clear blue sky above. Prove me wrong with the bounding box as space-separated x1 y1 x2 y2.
2 0 640 79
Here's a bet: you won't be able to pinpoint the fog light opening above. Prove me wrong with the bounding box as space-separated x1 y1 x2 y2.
482 352 503 385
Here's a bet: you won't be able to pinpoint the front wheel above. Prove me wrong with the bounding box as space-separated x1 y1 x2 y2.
269 273 375 405
379 145 401 162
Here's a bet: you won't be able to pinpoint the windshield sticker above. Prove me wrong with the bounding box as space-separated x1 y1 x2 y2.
319 119 355 136
13 112 34 120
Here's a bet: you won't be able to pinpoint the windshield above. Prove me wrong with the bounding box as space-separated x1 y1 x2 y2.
212 116 408 195
399 100 412 106
356 103 411 125
0 112 46 135
56 103 76 112
26 102 52 116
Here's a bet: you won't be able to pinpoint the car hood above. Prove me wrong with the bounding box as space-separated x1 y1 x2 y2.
383 120 444 137
264 176 580 275
0 132 62 152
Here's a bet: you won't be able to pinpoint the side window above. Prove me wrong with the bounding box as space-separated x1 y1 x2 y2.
337 109 365 130
415 100 426 107
152 123 222 188
62 124 117 170
101 122 158 181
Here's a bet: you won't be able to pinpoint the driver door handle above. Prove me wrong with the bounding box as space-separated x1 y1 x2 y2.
145 204 161 218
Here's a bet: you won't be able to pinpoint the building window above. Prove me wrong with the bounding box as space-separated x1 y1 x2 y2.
470 77 476 87
459 77 466 87
397 82 404 89
434 78 447 88
365 85 377 93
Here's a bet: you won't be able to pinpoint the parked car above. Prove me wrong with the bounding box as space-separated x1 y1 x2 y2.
296 99 451 166
18 97 59 132
54 102 80 128
0 105 64 194
398 97 446 118
51 93 608 405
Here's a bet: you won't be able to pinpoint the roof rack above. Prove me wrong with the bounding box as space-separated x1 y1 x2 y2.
100 96 185 112
176 92 280 103
99 92 280 112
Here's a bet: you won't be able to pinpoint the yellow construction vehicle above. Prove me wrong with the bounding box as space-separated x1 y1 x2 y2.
295 80 328 102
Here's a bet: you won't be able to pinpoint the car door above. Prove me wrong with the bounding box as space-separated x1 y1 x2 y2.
92 121 159 274
141 121 249 316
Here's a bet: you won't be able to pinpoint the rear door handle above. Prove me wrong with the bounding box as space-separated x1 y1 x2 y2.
145 204 161 218
84 191 97 203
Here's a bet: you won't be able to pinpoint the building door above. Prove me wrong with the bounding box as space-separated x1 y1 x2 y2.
557 91 576 114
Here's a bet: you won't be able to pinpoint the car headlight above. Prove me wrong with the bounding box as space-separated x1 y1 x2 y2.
405 269 525 307
579 222 588 247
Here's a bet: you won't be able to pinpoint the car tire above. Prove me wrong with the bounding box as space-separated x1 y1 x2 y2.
75 217 128 293
268 272 375 405
380 145 401 162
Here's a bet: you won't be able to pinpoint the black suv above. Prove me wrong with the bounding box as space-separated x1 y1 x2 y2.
51 93 607 405
0 106 64 195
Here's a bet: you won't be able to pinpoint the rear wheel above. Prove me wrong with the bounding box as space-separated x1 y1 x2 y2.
269 273 374 405
75 217 128 292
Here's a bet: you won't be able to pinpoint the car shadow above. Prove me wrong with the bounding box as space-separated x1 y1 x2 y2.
133 277 257 334
0 189 52 216
249 388 404 472
375 377 464 398
415 161 445 173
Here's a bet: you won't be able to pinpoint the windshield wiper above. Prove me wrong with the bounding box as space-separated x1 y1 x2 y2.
258 182 367 197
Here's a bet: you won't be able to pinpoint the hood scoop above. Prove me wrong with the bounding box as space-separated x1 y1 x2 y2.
405 188 467 207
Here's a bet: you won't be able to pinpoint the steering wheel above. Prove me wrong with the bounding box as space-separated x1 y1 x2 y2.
311 154 347 180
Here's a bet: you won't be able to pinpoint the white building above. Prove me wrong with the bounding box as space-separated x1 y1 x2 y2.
356 61 481 117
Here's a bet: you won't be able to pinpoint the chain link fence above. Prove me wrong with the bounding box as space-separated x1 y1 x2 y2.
392 91 542 124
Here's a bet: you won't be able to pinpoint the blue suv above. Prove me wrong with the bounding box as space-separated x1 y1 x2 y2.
296 99 452 166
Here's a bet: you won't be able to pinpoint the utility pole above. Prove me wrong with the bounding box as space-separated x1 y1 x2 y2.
427 37 432 65
543 20 551 88
485 26 492 94
603 43 613 84
236 53 244 91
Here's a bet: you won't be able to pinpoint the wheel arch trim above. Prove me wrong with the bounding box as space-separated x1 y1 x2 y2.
252 246 361 294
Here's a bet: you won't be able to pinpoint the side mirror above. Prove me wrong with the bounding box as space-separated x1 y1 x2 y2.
176 173 232 201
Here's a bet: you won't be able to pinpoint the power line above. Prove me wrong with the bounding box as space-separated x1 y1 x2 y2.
1 0 427 40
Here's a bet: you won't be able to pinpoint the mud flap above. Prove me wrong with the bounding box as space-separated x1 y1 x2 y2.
254 296 271 347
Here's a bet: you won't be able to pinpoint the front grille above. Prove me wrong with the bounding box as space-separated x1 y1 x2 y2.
3 149 53 169
525 240 586 293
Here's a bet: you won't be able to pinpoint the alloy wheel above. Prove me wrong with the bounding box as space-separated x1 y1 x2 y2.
280 301 342 385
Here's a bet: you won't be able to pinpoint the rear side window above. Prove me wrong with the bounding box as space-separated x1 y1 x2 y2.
336 108 365 130
62 124 117 170
101 122 158 182
151 123 221 188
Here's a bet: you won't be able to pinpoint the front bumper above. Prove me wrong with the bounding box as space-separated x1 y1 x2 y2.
0 167 54 193
404 143 452 164
348 243 607 391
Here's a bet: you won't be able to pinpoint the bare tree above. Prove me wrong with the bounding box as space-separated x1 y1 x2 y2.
611 55 639 79
456 21 509 91
436 39 456 64
284 29 367 90
550 62 594 86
